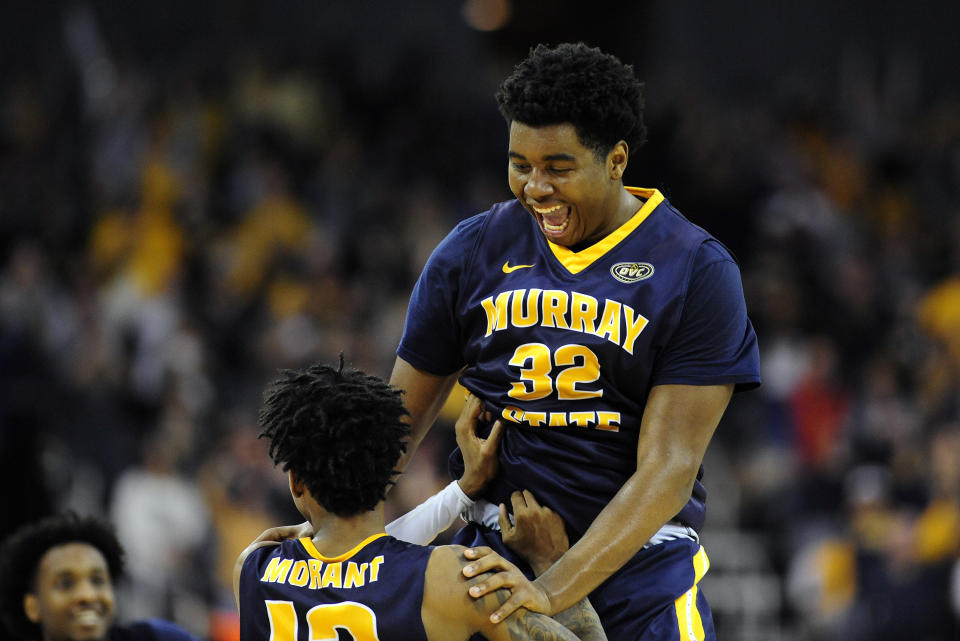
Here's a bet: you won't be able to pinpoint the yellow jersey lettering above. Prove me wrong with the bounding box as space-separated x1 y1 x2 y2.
511 289 541 328
343 562 366 589
288 560 309 587
308 559 323 589
596 412 621 432
481 291 512 336
501 406 524 423
261 557 293 583
369 556 384 582
622 305 649 354
497 408 623 433
596 300 622 345
479 289 649 355
569 412 595 427
569 292 599 334
320 562 342 588
541 290 569 329
523 411 547 426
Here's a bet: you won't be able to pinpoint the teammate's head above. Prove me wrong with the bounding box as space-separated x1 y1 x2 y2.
496 42 647 158
258 358 411 517
0 513 123 641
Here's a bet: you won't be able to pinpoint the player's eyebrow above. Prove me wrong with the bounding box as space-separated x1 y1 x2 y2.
508 151 576 162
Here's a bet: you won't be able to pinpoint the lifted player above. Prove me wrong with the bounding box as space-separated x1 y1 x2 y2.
392 42 761 641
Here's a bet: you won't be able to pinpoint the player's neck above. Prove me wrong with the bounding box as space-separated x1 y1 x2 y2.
308 505 386 557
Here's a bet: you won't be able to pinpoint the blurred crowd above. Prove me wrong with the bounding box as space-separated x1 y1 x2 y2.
1 5 959 641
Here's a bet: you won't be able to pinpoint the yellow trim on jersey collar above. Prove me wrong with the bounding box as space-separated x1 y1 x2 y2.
547 187 663 275
299 532 388 561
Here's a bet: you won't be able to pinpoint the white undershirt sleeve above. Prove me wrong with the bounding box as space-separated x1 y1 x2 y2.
385 481 475 545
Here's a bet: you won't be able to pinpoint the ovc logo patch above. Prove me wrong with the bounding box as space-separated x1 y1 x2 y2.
610 262 654 283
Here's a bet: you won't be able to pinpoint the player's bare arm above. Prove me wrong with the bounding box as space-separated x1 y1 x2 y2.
389 357 461 474
467 383 734 621
232 535 286 610
423 546 606 641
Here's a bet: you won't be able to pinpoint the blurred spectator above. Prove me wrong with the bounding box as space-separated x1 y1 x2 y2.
109 419 214 636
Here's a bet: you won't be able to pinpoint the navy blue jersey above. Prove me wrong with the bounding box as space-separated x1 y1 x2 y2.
398 188 760 537
239 534 433 641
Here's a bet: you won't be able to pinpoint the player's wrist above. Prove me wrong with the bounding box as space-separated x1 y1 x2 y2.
456 475 485 500
531 577 556 616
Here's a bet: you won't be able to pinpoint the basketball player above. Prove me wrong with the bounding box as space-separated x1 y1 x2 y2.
234 360 606 641
0 513 199 641
391 42 761 641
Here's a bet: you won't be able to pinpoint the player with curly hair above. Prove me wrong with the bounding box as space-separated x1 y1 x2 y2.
391 42 761 641
234 359 607 641
0 512 198 641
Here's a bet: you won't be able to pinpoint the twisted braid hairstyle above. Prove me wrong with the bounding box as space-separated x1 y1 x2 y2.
0 512 125 640
496 42 647 158
258 358 411 516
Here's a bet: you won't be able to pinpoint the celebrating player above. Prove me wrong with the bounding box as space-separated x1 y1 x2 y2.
0 513 199 641
234 360 606 641
390 42 761 641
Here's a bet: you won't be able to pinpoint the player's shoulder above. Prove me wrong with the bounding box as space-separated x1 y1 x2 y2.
654 197 715 243
424 543 469 575
652 195 739 265
421 545 482 613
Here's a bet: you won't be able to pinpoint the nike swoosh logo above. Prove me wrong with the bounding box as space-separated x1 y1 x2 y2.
502 261 535 273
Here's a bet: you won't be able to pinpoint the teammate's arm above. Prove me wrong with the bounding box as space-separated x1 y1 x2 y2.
233 538 281 610
389 356 461 475
466 382 733 621
496 490 606 638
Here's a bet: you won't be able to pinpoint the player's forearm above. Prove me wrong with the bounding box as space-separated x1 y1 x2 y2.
534 460 697 613
385 481 474 545
552 598 608 641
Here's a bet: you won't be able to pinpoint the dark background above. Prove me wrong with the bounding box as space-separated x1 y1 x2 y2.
2 2 959 640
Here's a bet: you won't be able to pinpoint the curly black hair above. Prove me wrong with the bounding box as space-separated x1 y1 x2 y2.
496 42 647 158
0 512 124 640
258 358 411 517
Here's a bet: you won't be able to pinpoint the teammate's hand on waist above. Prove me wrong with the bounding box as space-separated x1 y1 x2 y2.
499 489 568 575
456 392 504 498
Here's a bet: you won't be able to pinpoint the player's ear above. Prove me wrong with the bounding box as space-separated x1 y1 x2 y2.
288 470 306 498
24 593 40 624
608 140 628 181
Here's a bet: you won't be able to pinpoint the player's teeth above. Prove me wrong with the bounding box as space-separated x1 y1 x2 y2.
534 205 563 214
544 219 569 232
75 612 101 624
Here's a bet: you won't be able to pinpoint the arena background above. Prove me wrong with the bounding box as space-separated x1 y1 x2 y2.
2 2 959 640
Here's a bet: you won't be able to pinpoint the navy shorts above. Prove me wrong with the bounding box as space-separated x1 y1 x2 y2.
452 523 715 641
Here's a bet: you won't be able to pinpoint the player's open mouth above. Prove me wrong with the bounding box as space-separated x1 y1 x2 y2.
532 204 570 235
73 609 107 628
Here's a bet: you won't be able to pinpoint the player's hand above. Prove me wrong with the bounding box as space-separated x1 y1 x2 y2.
462 546 553 622
253 521 314 545
455 392 504 498
499 490 568 576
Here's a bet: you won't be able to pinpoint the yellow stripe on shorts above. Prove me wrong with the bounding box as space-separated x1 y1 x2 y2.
674 545 710 641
